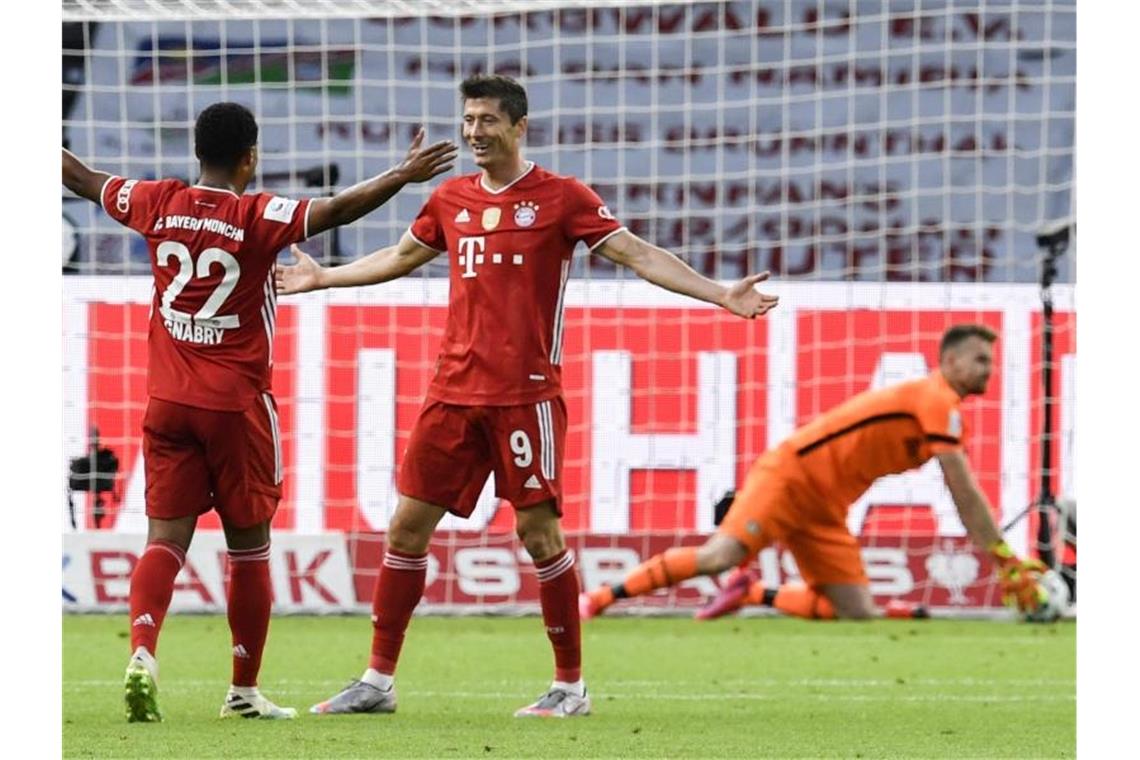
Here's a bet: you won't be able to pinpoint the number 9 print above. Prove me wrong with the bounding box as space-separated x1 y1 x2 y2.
510 430 533 468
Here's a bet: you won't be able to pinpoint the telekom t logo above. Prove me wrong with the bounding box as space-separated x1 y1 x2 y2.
457 235 524 278
458 236 485 279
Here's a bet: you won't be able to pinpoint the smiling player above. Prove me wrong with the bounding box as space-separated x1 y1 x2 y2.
277 74 779 718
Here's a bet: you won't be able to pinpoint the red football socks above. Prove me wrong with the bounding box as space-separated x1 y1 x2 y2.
535 549 582 683
128 540 185 656
227 543 273 687
368 548 429 676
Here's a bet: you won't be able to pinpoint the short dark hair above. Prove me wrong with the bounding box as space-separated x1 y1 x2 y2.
459 75 528 124
940 324 998 356
194 102 258 170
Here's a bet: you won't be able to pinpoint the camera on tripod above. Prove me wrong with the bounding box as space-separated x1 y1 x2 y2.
67 428 120 529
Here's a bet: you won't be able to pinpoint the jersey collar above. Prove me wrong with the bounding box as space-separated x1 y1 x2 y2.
478 161 535 195
192 184 240 198
930 370 960 398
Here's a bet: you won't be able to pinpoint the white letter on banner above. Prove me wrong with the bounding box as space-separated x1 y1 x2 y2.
846 353 964 537
356 349 398 530
455 548 520 596
578 547 641 591
357 349 500 532
115 453 147 533
591 351 736 533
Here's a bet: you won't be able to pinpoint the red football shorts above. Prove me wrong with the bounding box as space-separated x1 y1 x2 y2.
397 397 567 518
718 449 868 587
142 395 283 528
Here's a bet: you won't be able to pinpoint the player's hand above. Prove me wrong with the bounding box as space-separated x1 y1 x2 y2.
276 245 326 295
720 271 779 319
394 128 459 183
990 541 1048 614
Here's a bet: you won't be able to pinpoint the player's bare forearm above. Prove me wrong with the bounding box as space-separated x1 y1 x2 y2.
598 232 727 304
61 148 110 204
306 131 457 237
938 451 1003 550
597 230 779 319
319 244 403 288
321 234 439 289
278 234 438 295
306 171 406 237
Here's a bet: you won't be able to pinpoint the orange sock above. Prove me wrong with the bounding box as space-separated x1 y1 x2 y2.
769 583 836 619
742 580 767 607
613 547 699 600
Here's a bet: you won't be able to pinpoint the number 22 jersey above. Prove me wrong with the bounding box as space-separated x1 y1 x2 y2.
409 162 625 406
101 176 311 411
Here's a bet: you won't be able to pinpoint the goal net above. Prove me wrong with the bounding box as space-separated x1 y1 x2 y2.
62 0 1076 616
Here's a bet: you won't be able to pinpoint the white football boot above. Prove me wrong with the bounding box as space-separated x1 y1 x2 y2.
219 687 298 720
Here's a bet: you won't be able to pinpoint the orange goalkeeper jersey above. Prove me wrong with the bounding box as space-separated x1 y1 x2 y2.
778 371 966 515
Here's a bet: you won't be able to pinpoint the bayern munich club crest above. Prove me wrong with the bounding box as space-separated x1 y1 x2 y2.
513 201 539 227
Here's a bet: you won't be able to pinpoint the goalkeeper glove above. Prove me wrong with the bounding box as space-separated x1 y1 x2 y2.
989 541 1049 613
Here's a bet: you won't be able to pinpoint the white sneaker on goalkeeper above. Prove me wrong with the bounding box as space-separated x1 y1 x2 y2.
219 687 298 720
514 686 591 718
123 647 162 723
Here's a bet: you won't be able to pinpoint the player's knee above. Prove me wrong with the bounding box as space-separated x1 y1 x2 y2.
829 594 876 620
386 516 433 554
837 605 875 620
517 525 564 562
514 502 565 561
221 519 270 551
146 515 196 551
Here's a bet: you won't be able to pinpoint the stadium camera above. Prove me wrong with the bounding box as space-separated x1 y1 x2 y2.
67 427 120 529
1035 220 1073 290
1034 220 1072 252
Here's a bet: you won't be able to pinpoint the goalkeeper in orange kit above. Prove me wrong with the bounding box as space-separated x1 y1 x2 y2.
581 324 1048 622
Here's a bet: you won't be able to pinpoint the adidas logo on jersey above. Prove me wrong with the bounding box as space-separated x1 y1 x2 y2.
132 613 155 627
233 644 250 659
455 208 471 223
524 474 543 490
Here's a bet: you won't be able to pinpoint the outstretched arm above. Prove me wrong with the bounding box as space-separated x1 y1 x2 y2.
62 148 111 204
276 231 441 294
938 450 1046 612
306 129 457 237
937 450 1004 549
594 229 778 319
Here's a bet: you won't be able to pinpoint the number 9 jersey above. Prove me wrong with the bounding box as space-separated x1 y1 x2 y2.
100 176 311 412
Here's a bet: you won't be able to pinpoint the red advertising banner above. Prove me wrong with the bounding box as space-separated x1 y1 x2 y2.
64 531 1003 613
62 279 1075 614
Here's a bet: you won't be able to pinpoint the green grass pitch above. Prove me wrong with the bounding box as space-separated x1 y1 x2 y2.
64 614 1074 758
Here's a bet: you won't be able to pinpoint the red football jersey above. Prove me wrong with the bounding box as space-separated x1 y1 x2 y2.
101 177 311 411
409 163 624 405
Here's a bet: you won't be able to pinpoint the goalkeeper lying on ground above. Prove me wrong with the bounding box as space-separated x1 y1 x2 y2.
581 324 1048 621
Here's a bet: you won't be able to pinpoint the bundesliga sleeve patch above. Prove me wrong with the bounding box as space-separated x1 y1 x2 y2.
947 409 962 437
263 196 300 224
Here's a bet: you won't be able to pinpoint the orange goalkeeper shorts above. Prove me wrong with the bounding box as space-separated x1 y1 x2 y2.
717 449 868 588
